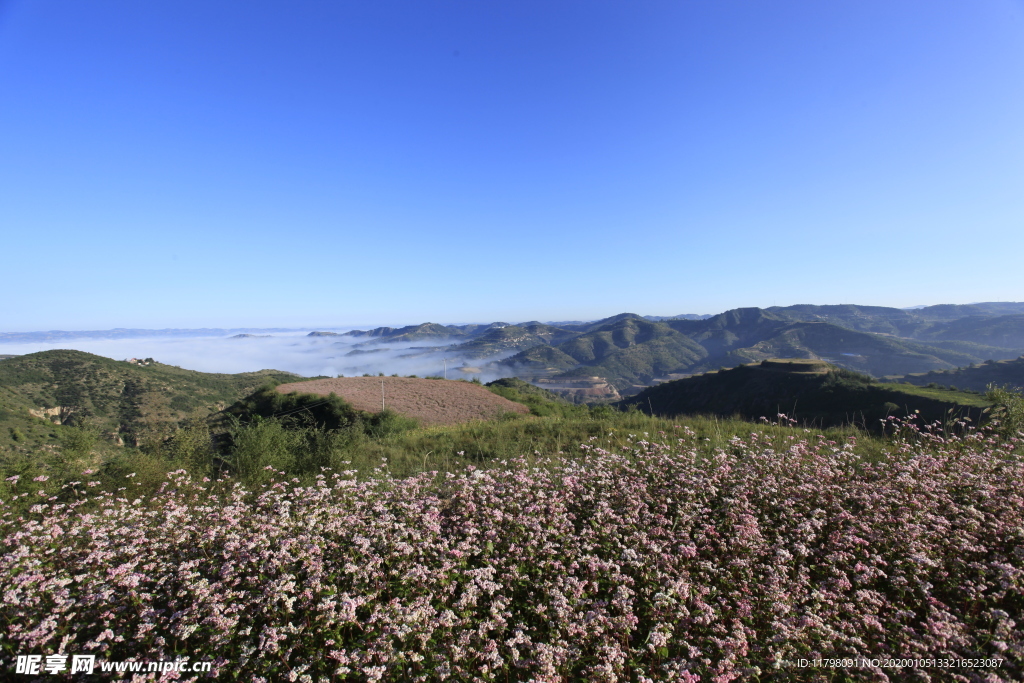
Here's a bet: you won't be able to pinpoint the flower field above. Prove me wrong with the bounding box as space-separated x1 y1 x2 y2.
2 421 1022 681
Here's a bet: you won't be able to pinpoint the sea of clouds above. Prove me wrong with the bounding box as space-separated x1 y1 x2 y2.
0 332 518 382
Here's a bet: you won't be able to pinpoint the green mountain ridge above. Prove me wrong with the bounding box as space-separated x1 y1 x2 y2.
499 308 1024 394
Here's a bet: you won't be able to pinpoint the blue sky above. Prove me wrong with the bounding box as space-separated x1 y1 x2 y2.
2 0 1023 331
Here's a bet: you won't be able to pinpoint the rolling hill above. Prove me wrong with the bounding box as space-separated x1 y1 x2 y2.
892 356 1024 393
505 317 708 390
496 308 1024 395
618 359 990 428
0 350 300 450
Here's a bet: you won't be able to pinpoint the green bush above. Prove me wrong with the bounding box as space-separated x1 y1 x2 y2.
366 409 419 438
228 416 299 485
984 385 1024 437
163 420 214 474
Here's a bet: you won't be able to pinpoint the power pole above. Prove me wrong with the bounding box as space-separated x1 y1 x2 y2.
443 358 448 380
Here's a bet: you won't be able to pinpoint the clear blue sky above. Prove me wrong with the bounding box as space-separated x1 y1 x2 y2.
2 0 1023 331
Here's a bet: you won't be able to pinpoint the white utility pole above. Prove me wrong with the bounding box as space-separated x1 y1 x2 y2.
443 358 448 380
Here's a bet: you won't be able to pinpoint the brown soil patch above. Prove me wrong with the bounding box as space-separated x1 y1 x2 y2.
274 378 529 426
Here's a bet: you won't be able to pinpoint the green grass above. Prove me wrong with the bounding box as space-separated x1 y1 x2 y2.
0 406 879 513
882 382 990 407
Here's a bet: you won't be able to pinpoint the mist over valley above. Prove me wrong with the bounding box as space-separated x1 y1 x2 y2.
4 302 1024 403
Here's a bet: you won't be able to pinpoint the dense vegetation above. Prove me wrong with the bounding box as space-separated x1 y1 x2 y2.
2 348 1024 680
3 410 1022 681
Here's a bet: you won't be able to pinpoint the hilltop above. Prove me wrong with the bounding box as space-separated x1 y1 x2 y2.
0 350 299 450
618 359 990 428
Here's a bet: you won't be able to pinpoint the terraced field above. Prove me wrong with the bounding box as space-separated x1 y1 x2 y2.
275 377 530 425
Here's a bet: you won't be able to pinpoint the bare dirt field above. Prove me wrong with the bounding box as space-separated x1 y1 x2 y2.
274 377 530 426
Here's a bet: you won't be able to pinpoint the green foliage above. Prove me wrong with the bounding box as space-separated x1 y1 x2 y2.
984 385 1024 437
485 378 585 418
163 419 214 474
224 387 362 431
365 409 419 438
229 416 300 486
57 424 98 464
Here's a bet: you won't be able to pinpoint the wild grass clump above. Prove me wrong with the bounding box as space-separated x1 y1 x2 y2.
2 418 1021 681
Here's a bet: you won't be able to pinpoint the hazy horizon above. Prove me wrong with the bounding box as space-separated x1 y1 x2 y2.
3 300 1022 336
0 331 527 382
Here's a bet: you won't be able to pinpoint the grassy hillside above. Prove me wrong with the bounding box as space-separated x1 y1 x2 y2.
3 360 1021 681
558 333 707 389
484 377 583 417
768 303 1024 345
665 307 792 353
894 356 1024 393
505 344 580 372
913 314 1024 348
619 358 989 428
0 350 300 451
715 321 1018 376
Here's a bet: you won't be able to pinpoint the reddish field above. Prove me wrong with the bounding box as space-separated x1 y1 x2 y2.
274 377 529 426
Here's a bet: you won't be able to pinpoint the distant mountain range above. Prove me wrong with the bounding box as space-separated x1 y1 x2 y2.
333 303 1024 394
0 327 317 342
4 302 1024 397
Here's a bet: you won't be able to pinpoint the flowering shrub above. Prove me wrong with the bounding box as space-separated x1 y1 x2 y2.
2 423 1022 681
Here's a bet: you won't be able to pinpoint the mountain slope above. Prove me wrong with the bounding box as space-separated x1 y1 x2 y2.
619 359 989 428
666 307 792 355
503 317 708 390
344 323 467 342
451 324 577 359
0 350 299 449
913 315 1024 348
893 356 1024 393
717 322 1020 377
